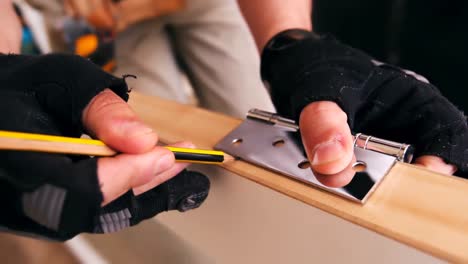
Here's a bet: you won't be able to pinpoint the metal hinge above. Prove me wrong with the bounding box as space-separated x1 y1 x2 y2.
215 109 414 203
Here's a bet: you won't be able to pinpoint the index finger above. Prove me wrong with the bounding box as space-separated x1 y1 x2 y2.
82 89 158 154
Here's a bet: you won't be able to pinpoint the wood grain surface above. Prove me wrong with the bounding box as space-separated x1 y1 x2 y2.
129 92 468 263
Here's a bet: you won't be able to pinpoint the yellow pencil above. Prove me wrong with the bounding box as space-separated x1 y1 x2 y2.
0 130 234 164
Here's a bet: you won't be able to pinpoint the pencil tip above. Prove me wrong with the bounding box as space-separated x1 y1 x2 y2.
223 153 236 163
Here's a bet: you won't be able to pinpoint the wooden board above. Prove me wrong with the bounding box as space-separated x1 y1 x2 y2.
129 92 468 263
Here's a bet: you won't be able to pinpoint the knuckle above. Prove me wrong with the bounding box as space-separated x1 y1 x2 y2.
87 89 128 115
304 101 348 123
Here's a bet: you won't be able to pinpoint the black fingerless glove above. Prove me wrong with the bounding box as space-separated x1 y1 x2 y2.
261 29 468 176
0 54 209 240
96 170 209 233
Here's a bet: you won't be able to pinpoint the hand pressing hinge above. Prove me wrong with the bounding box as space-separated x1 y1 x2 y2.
215 109 414 203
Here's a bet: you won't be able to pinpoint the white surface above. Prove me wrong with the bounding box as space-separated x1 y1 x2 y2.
78 165 444 263
156 165 443 264
66 236 108 264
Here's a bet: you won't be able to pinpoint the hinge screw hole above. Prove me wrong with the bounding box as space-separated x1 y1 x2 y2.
272 138 285 147
298 160 311 169
232 138 243 146
352 161 367 172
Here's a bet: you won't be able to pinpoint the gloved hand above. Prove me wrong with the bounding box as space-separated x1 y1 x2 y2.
0 54 209 240
261 29 468 186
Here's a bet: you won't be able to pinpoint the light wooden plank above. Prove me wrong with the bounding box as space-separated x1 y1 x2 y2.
129 92 468 262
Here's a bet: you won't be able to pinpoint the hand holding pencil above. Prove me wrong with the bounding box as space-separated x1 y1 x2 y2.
0 53 210 240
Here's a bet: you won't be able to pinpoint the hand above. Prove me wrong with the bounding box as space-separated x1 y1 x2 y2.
299 102 457 187
0 1 22 53
83 89 188 204
261 30 467 187
64 0 116 30
63 0 186 33
0 54 209 240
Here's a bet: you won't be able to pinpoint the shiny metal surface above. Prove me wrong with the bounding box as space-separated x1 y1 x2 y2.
215 117 398 203
354 134 414 163
247 109 299 130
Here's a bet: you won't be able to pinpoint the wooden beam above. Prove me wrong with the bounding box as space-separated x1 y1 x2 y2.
129 92 468 263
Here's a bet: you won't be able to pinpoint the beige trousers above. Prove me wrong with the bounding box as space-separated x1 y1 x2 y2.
113 0 275 118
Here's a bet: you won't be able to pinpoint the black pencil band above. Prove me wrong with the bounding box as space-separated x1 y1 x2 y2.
173 152 224 163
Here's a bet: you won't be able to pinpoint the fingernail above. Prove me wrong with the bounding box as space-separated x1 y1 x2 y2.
312 139 345 166
120 121 154 138
154 153 174 174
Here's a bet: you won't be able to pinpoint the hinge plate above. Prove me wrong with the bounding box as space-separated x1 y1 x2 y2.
215 111 400 203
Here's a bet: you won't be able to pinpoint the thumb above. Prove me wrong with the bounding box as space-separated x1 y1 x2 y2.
299 101 355 180
82 89 158 153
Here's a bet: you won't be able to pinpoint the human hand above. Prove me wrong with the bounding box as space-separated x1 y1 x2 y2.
64 0 116 30
261 30 467 187
63 0 185 33
0 0 22 54
0 54 209 240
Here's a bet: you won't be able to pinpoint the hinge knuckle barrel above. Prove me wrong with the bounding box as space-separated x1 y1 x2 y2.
354 134 414 163
247 109 299 130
